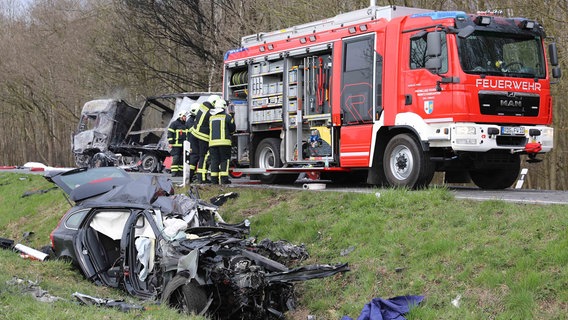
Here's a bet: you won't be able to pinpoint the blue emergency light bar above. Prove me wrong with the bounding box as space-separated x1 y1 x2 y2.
411 11 468 20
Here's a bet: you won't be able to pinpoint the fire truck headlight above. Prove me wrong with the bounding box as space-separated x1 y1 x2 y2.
541 128 553 137
455 126 476 135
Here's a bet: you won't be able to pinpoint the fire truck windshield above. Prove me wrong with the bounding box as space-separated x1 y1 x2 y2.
457 31 545 79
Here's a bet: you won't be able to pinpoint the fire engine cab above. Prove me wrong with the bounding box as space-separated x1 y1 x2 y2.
223 5 560 189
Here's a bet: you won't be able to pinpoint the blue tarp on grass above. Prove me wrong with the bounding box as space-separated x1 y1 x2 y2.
341 295 424 320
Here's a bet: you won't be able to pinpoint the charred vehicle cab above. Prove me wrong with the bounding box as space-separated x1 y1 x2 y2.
72 93 220 173
45 167 348 318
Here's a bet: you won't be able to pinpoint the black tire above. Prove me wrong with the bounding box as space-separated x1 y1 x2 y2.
161 275 208 315
255 138 296 184
90 152 111 168
140 153 159 173
383 134 434 189
469 155 520 189
74 154 91 168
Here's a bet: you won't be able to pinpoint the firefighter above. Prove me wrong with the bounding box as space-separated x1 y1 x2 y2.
209 98 236 185
186 102 200 183
167 112 188 177
192 94 219 183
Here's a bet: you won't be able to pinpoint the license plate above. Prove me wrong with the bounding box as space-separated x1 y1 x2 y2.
501 126 525 135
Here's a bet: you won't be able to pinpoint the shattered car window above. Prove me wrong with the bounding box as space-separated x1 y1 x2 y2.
57 167 131 191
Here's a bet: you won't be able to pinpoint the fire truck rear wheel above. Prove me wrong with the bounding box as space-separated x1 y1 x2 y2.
255 138 296 184
383 134 434 189
469 155 520 189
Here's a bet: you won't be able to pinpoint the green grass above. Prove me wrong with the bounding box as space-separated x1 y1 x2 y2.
0 172 567 319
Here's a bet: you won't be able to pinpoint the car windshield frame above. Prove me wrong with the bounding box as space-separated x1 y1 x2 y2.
457 30 546 78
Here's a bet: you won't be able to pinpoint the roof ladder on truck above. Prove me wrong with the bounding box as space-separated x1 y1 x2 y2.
240 5 431 47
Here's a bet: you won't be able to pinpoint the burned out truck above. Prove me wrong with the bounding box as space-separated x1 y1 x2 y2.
72 92 219 172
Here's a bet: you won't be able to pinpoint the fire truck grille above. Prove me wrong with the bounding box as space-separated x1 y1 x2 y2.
478 91 540 117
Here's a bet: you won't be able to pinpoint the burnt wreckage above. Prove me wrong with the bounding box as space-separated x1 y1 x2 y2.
46 167 348 318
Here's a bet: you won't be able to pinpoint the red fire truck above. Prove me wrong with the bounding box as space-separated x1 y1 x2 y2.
223 5 560 189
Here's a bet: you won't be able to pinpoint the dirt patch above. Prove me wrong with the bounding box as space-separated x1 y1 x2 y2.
286 308 312 320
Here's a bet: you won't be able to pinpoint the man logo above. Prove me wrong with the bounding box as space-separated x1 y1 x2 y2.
500 99 522 107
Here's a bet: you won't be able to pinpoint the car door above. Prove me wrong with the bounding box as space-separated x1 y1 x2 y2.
73 208 135 288
121 210 162 299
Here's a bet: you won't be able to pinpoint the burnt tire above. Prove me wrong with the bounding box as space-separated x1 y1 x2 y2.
383 134 434 189
89 152 111 168
469 155 520 190
140 153 159 173
255 138 296 184
74 154 92 168
161 275 208 315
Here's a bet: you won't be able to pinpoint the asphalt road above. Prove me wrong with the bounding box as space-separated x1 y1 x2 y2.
4 167 567 205
172 175 568 205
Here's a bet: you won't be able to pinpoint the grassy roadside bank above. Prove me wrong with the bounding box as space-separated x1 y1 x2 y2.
0 172 566 319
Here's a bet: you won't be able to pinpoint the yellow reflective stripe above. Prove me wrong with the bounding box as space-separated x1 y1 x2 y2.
193 130 209 141
210 172 219 177
209 139 231 146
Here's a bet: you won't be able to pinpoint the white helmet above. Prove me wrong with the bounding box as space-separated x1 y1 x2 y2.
207 94 221 106
215 98 227 109
190 102 200 116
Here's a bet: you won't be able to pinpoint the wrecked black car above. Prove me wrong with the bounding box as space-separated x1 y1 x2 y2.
45 167 348 318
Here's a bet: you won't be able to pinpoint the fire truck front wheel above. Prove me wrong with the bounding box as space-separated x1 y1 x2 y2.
383 134 434 189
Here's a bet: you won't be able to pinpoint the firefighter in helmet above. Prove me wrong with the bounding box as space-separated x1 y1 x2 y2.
186 102 201 183
208 98 236 185
191 94 219 183
167 111 188 177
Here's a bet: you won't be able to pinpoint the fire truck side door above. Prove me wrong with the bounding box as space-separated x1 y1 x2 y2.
340 35 375 125
338 34 376 167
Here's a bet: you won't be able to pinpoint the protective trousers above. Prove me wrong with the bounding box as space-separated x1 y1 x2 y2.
209 145 232 184
187 134 200 182
195 139 210 183
170 147 183 176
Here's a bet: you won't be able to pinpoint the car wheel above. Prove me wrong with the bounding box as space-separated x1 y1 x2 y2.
161 275 208 315
140 153 159 173
74 154 91 168
90 152 111 168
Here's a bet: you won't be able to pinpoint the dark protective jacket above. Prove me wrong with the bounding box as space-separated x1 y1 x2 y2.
167 118 187 147
209 109 236 147
192 102 213 142
186 115 196 136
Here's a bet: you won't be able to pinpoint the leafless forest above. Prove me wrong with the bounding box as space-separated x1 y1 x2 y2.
0 0 566 189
